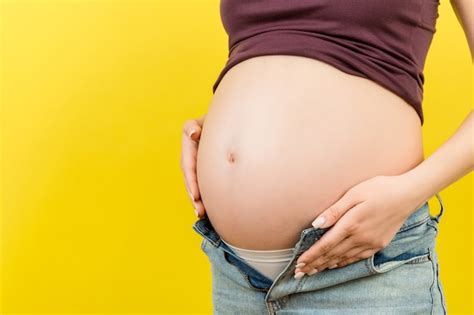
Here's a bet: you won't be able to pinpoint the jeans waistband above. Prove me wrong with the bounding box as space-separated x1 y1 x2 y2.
192 192 445 292
192 192 444 250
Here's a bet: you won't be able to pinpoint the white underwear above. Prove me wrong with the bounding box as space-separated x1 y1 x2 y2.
221 239 294 281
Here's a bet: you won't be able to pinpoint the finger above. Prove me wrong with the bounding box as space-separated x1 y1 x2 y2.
311 188 363 229
183 169 206 218
181 120 205 216
312 245 367 273
180 116 204 171
181 176 198 216
194 200 206 218
299 235 361 273
332 248 376 269
183 167 206 217
183 162 199 201
183 117 204 142
181 124 201 200
296 222 350 267
180 143 198 198
297 201 365 266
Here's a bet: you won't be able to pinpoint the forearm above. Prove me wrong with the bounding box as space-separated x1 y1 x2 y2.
401 110 474 207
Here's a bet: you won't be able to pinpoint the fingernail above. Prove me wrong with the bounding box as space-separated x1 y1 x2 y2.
312 216 325 229
307 268 318 276
329 264 338 269
295 262 306 269
194 208 199 217
189 192 195 202
189 130 196 138
294 271 306 279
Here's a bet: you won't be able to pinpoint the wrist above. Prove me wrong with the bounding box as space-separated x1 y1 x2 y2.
395 169 434 213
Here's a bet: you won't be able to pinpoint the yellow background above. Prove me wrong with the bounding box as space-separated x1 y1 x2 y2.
1 0 472 314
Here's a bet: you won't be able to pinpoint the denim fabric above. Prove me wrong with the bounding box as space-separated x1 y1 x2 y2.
192 193 447 314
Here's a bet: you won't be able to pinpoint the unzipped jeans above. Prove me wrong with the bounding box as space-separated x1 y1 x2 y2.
192 193 447 314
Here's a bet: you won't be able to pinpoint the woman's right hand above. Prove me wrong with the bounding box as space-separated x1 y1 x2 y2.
180 115 206 218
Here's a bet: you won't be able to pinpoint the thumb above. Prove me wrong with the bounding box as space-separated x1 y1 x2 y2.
311 191 359 229
189 124 202 142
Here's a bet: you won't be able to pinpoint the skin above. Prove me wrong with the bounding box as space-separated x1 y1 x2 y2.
180 0 473 279
181 114 206 218
292 0 474 277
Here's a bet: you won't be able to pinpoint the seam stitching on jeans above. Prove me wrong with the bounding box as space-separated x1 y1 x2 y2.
398 215 430 233
434 251 447 314
429 248 436 315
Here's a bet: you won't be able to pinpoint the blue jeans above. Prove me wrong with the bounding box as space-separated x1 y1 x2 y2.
192 193 447 314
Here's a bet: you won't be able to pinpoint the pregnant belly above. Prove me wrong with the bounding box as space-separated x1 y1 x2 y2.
196 55 424 250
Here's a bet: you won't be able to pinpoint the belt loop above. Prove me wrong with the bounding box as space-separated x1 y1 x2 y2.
433 192 444 223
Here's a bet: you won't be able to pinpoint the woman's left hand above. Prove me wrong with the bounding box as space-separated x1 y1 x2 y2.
294 174 423 278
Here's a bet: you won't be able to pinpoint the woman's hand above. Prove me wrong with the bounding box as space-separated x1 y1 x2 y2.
294 174 423 279
180 115 206 218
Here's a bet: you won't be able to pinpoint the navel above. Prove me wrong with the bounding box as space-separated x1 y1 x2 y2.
227 150 237 164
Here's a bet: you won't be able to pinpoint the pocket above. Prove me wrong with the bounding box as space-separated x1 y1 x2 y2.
201 239 272 291
367 216 437 275
223 251 273 291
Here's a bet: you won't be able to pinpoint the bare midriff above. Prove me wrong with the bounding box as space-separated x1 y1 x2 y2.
196 55 424 250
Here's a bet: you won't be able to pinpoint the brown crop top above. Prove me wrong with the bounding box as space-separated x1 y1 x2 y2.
212 0 441 125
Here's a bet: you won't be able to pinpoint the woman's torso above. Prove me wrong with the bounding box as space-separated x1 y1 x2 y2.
196 55 424 250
